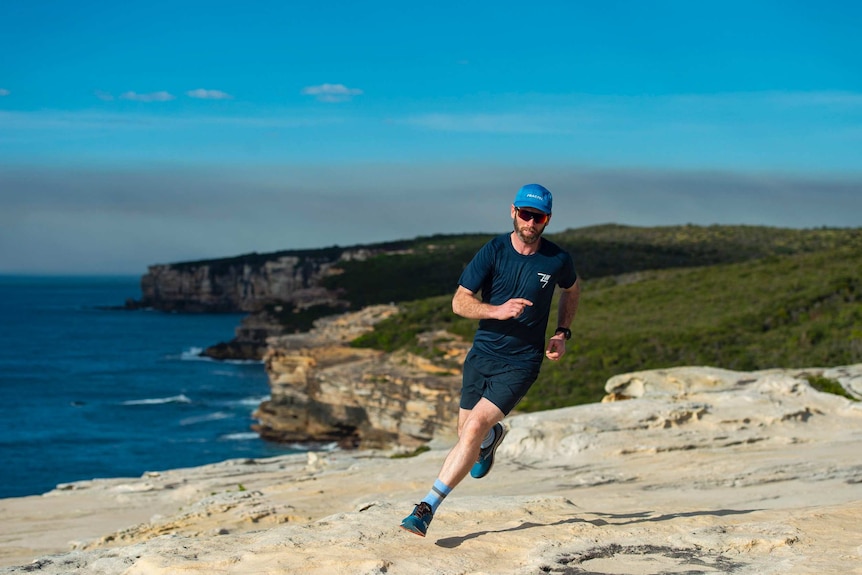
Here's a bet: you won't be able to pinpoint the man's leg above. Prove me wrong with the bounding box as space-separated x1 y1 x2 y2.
400 399 503 536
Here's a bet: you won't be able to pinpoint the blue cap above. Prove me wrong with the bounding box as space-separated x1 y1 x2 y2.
513 184 553 214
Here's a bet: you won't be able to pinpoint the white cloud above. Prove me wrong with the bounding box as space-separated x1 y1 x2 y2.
187 89 233 100
119 91 175 102
301 83 363 103
94 90 114 101
0 89 10 96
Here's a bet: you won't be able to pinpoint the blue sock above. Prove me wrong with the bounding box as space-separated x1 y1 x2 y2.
421 479 452 513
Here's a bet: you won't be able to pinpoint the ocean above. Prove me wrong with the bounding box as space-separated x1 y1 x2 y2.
0 275 297 499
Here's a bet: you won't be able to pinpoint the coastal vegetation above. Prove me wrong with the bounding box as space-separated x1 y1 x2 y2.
348 225 861 410
805 374 859 402
325 224 860 307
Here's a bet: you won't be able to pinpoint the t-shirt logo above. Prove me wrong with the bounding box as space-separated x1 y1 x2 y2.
537 272 551 288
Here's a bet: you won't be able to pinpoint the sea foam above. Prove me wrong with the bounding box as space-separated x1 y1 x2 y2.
122 394 192 406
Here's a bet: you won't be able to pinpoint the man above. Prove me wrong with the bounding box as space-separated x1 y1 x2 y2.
400 183 581 537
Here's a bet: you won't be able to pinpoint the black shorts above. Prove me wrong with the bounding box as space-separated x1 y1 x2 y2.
460 349 540 415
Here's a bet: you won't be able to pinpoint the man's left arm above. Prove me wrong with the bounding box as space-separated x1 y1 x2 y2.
545 278 581 361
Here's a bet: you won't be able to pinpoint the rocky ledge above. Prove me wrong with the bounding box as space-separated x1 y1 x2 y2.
1 364 860 574
253 304 469 449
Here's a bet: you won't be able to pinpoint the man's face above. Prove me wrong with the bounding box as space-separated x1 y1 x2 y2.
512 206 550 244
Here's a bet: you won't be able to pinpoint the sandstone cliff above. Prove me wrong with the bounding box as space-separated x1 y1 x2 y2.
127 246 403 359
254 305 469 449
132 253 339 313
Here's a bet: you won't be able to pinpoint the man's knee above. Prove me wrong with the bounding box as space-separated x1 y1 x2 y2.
461 413 496 442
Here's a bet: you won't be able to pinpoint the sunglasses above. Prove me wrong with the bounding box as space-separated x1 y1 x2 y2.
515 208 549 225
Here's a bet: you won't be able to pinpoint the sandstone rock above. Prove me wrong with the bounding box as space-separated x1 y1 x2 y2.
133 254 352 313
129 250 389 360
1 364 860 574
253 304 468 449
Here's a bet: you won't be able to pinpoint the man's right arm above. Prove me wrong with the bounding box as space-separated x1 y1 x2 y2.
452 286 532 320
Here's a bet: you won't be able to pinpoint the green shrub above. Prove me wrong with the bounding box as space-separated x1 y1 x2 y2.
391 445 431 459
804 375 858 401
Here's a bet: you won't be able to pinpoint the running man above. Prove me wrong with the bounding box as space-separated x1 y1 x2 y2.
401 183 581 536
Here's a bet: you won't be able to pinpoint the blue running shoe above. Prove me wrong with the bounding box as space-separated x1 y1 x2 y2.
471 422 507 479
400 502 434 537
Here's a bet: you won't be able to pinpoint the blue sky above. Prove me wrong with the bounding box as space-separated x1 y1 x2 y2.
1 0 860 274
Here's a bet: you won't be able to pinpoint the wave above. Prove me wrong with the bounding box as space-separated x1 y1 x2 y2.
179 411 234 426
179 347 206 361
232 395 270 407
219 432 260 442
180 347 262 365
122 394 192 406
284 441 339 452
219 358 263 366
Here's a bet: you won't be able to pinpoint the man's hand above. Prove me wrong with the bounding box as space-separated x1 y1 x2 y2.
493 298 533 320
452 287 534 321
545 335 566 361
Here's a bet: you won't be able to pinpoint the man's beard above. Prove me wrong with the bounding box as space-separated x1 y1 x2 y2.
513 218 544 245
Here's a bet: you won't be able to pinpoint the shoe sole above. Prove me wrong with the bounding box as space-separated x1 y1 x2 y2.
472 423 507 479
400 524 427 537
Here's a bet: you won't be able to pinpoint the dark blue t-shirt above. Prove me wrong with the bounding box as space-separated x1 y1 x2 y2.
458 233 578 367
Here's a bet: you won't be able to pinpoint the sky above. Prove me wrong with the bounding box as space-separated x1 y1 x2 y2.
1 0 861 274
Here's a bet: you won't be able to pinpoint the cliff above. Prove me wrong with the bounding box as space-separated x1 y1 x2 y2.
127 245 406 359
253 305 468 449
2 364 860 574
132 254 337 313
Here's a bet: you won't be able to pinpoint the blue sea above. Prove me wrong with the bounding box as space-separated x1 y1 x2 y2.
0 275 297 499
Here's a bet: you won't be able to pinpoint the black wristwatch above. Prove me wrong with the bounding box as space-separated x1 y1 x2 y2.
554 326 572 340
